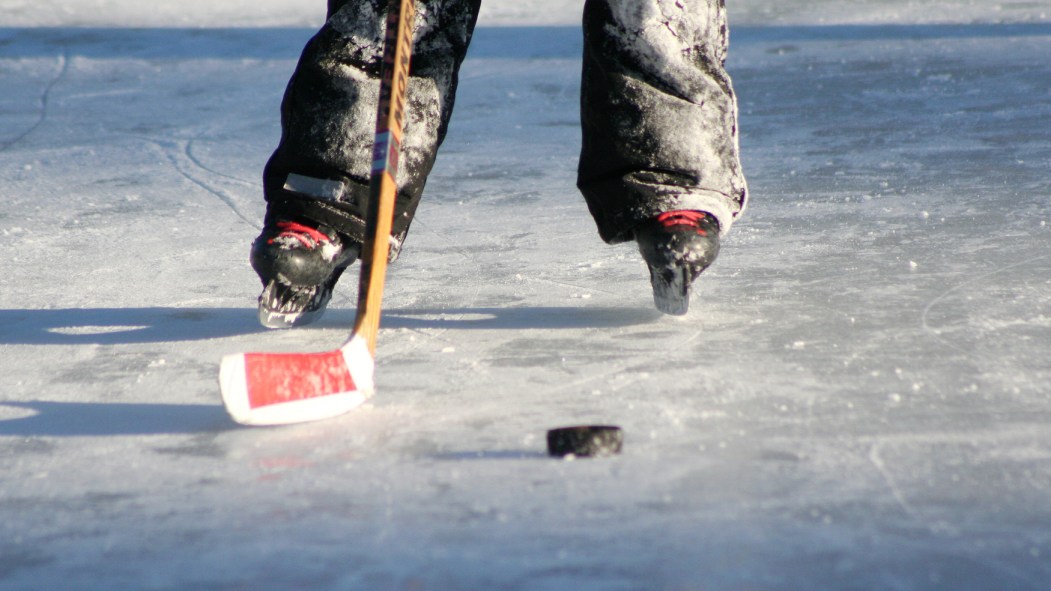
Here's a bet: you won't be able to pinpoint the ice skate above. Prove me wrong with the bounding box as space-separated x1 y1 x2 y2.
635 210 720 316
250 220 360 328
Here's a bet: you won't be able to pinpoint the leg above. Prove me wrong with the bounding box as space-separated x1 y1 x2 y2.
577 0 748 312
253 0 481 327
265 0 481 249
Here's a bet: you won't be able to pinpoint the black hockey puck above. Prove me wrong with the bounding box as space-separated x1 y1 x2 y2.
546 425 623 458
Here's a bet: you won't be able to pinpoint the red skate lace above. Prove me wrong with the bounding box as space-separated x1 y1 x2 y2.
655 210 709 236
269 221 331 249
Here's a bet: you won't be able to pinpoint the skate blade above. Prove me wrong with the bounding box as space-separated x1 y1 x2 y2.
257 281 329 329
258 306 324 329
649 266 691 316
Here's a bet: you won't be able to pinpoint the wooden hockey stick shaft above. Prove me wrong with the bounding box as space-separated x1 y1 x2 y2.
354 0 416 355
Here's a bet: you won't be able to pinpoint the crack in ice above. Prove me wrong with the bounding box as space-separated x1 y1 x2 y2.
0 46 69 153
920 253 1051 355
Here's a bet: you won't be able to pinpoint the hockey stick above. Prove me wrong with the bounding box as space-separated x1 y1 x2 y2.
219 0 416 426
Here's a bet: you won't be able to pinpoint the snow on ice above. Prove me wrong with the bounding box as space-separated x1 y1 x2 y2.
1 1 1050 589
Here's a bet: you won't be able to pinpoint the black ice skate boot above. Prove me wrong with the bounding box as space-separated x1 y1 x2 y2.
635 210 720 316
250 220 360 328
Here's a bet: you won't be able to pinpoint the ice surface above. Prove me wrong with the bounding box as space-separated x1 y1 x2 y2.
1 1 1050 590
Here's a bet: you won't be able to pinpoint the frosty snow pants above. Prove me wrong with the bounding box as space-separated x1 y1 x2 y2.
263 0 747 251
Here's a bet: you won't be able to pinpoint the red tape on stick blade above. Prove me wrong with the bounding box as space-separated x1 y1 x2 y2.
243 351 355 409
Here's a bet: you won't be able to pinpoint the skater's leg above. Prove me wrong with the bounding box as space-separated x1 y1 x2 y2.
577 0 747 243
253 0 481 327
264 0 482 251
577 0 747 314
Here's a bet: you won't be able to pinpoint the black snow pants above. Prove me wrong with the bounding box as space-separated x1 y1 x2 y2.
263 0 747 254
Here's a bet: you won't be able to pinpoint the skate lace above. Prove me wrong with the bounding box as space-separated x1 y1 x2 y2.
269 221 332 249
655 210 710 236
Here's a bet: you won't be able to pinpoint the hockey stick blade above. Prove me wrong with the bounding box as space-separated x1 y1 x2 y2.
219 335 374 426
